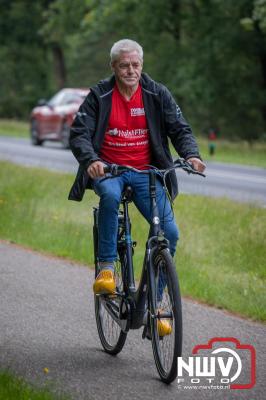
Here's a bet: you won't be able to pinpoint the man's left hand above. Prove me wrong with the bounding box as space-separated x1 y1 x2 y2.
186 157 206 173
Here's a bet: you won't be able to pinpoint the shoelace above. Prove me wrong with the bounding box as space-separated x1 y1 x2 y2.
97 270 114 279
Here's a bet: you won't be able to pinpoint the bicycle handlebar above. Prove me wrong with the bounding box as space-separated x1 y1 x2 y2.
103 158 206 178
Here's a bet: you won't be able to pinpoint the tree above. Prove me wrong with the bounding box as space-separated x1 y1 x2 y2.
174 0 265 141
0 0 265 141
0 0 52 118
39 0 88 88
241 0 266 133
73 0 265 140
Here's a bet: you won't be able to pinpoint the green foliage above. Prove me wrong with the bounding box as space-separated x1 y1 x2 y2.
66 0 266 140
0 0 265 139
0 0 53 118
175 0 265 140
39 0 87 45
253 0 266 32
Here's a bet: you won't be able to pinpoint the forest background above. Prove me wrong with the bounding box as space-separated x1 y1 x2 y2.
0 0 266 142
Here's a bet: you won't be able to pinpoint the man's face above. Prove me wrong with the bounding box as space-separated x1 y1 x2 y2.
111 51 143 89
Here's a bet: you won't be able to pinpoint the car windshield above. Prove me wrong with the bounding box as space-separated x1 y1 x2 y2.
48 90 86 107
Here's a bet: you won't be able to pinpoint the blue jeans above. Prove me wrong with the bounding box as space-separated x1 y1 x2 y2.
92 171 179 263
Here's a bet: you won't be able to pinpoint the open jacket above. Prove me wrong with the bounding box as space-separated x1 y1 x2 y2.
68 73 201 201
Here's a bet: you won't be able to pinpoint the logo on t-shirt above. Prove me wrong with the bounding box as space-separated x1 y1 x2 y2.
107 128 148 138
109 128 118 136
130 107 145 117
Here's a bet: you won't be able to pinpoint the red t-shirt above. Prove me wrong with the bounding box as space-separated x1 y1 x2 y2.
99 84 151 169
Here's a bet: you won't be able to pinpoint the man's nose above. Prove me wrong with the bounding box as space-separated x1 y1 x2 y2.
128 64 134 73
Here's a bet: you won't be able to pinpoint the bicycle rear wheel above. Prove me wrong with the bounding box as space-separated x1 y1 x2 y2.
149 248 182 383
94 211 127 355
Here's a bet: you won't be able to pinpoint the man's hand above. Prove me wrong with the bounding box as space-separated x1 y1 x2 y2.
87 161 106 179
186 157 206 173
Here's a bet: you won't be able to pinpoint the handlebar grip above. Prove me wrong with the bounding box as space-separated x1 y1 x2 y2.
103 164 119 175
103 165 111 173
173 158 206 177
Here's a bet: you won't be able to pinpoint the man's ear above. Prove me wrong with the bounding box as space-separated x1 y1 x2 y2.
110 61 115 72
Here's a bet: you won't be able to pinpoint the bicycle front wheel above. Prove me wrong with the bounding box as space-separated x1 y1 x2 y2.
149 248 182 383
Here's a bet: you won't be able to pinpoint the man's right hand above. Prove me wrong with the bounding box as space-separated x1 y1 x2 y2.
87 161 106 179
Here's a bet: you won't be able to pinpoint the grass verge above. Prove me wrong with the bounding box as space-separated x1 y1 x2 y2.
0 161 265 321
0 370 69 400
197 137 266 168
0 119 28 137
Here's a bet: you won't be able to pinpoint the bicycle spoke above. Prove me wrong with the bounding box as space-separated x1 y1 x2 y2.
98 299 121 346
94 241 127 354
150 249 182 383
156 289 176 372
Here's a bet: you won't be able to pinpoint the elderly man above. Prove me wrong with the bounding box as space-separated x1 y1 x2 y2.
69 39 205 324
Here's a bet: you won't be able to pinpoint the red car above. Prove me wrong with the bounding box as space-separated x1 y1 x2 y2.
30 88 89 148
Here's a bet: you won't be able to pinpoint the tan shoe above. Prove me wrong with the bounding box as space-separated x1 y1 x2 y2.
142 309 172 340
93 269 116 294
157 310 172 337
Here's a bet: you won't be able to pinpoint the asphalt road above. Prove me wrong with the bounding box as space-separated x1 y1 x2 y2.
0 241 265 400
0 136 266 206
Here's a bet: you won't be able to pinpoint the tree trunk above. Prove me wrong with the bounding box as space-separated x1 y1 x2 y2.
259 51 266 129
254 22 266 130
51 44 66 89
169 0 181 40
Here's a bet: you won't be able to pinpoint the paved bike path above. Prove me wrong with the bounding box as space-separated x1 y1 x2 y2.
0 241 265 400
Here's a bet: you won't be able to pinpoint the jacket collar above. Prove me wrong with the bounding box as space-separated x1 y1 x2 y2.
91 73 158 97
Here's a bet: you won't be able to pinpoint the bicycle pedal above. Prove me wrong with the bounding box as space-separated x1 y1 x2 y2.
95 292 118 298
105 291 119 298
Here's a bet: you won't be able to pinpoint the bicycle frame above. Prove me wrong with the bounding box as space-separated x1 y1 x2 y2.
94 159 204 382
95 169 170 332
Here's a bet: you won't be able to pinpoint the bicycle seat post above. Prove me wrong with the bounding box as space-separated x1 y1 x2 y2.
149 170 161 237
122 186 135 292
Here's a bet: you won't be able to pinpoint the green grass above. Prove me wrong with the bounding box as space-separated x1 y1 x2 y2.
0 161 265 321
197 137 266 168
0 118 29 137
0 370 69 400
169 135 266 168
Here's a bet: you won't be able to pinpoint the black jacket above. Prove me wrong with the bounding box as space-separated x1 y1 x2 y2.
68 73 201 201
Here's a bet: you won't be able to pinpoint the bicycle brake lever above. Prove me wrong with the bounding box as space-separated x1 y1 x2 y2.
184 160 206 178
197 171 206 178
186 168 206 177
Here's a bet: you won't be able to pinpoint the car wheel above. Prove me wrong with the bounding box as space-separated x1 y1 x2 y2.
30 120 43 146
61 123 70 149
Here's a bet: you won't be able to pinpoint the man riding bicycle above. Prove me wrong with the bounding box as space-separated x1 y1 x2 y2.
68 39 205 336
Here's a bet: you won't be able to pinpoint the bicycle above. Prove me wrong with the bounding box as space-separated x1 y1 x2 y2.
92 158 205 383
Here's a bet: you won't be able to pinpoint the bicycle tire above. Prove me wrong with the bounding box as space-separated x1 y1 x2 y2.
149 248 182 383
93 213 127 355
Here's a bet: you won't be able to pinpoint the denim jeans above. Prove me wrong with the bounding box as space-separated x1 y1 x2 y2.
92 171 179 263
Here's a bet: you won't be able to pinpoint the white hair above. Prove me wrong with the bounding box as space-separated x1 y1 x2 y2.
110 39 143 63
